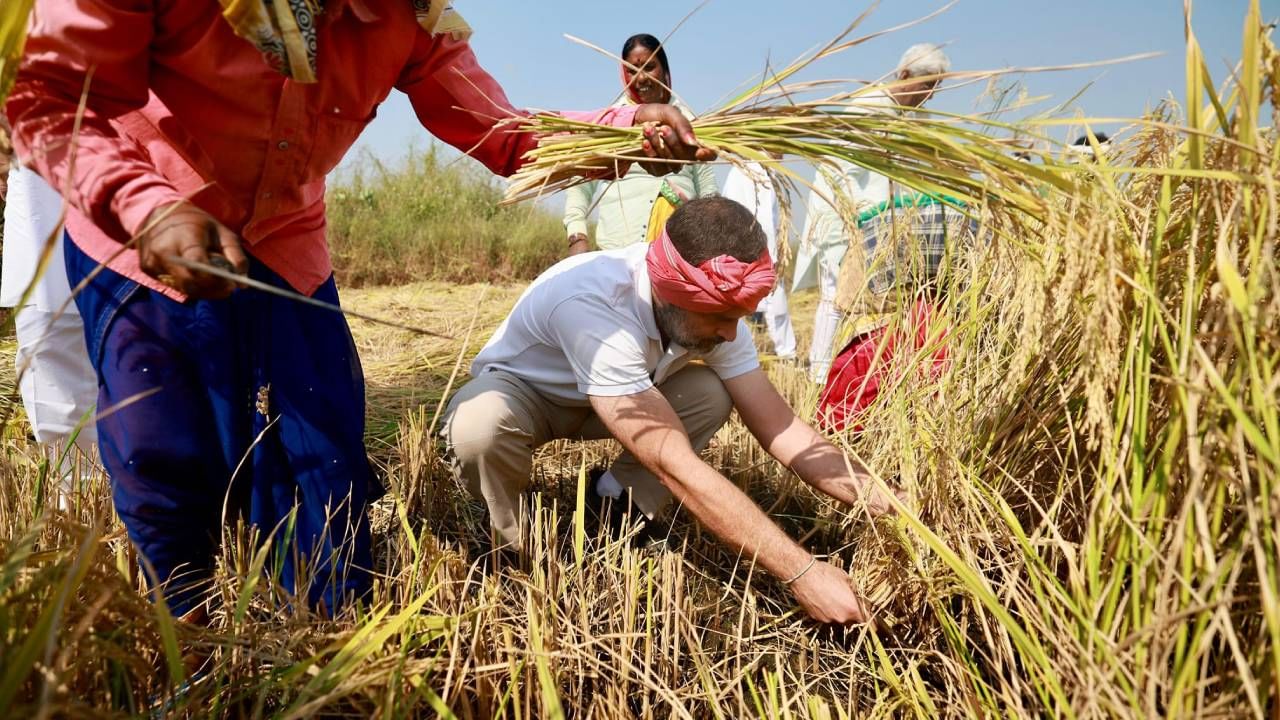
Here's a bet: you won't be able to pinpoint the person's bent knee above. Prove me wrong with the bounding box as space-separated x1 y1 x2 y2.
664 365 733 430
441 387 530 465
442 412 499 463
701 374 733 428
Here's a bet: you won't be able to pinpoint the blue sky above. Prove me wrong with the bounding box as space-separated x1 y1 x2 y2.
343 1 1275 182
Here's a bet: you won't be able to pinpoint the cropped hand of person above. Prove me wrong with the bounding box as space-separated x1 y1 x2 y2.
633 104 716 176
789 559 874 625
567 233 590 256
862 482 907 518
136 201 248 299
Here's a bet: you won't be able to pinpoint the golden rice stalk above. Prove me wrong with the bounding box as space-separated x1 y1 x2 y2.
0 0 32 103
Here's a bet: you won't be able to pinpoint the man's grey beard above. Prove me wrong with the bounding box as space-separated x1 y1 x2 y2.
654 302 722 354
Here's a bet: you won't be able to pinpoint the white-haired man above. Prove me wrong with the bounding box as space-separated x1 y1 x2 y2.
794 43 950 383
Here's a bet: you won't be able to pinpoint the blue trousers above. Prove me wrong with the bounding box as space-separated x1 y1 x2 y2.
66 237 376 615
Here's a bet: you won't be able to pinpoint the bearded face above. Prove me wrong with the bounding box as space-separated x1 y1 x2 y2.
654 301 745 354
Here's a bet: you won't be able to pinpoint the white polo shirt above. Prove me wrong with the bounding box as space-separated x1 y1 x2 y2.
471 244 760 406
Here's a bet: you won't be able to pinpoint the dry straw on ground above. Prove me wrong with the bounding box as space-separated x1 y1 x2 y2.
2 2 1280 718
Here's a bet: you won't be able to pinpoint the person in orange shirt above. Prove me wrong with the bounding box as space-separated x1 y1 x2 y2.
7 0 711 617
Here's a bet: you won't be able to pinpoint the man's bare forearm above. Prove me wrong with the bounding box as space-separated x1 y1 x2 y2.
589 390 812 580
774 424 896 515
785 434 875 506
640 412 880 625
657 454 813 580
725 370 893 515
753 412 870 496
589 387 876 624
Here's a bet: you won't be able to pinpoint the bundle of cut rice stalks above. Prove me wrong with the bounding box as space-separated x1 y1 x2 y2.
499 10 1119 239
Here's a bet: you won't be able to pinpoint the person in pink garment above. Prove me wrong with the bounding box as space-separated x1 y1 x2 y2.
6 0 711 617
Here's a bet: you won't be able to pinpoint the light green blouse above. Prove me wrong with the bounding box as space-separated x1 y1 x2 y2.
562 103 718 250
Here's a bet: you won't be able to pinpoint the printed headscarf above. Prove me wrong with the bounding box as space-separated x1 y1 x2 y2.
218 0 471 83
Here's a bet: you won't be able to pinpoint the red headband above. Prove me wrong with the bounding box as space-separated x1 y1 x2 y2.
646 228 776 314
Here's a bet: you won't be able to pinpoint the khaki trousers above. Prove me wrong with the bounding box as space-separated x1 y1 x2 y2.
441 365 733 546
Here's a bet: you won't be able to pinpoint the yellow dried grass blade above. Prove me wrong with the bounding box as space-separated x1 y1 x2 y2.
885 495 1075 717
573 456 587 570
0 0 32 101
527 592 565 720
1184 6 1205 169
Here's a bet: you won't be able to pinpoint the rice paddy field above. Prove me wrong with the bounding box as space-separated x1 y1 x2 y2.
3 3 1280 718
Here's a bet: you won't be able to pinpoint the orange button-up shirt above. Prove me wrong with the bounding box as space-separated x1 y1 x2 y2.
7 0 637 298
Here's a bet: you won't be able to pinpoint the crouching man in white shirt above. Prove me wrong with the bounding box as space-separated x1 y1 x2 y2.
442 197 897 625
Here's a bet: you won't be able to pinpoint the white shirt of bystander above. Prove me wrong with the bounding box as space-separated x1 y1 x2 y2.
792 89 898 293
0 163 99 454
1 164 72 310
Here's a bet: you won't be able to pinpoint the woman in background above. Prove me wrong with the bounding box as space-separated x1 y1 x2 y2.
563 33 717 255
